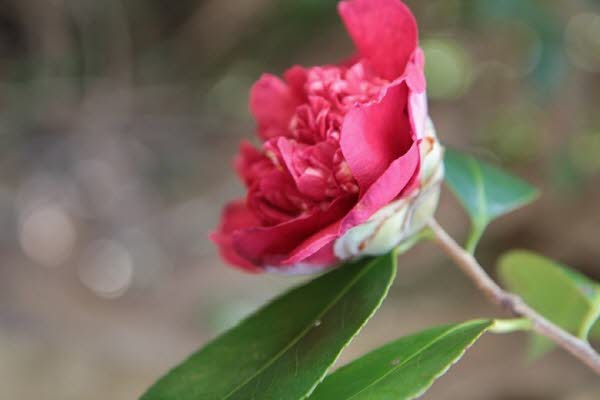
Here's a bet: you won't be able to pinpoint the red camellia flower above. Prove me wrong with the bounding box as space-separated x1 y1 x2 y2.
211 0 444 273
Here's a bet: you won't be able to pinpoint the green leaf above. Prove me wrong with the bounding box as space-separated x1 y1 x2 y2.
308 320 492 400
141 253 397 400
443 148 539 253
498 250 600 351
591 317 600 340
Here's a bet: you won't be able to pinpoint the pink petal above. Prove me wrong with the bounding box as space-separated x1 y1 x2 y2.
210 200 262 273
277 137 301 181
338 0 418 80
405 47 426 92
234 140 265 186
340 81 413 193
276 137 336 201
282 221 342 265
232 195 355 267
299 241 337 266
250 73 302 140
341 142 420 232
409 90 428 140
404 48 429 140
284 65 308 96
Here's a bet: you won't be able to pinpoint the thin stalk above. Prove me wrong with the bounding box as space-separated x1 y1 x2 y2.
427 218 600 375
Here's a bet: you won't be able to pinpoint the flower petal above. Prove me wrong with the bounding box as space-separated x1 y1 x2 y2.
409 90 428 140
234 140 266 186
341 141 420 232
232 195 355 267
338 0 418 80
250 71 304 140
405 48 429 140
210 200 262 273
340 81 413 193
281 220 341 266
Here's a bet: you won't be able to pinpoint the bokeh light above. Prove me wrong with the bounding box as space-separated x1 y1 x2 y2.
18 204 77 268
422 38 473 99
78 240 134 299
565 13 600 72
569 131 600 176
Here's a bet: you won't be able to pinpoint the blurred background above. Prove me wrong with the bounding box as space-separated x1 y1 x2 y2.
1 0 599 398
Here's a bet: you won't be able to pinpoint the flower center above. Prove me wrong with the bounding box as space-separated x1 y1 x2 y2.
247 62 387 225
290 63 388 144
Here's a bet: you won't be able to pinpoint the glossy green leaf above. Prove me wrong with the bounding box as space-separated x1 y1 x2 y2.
444 148 539 252
141 253 397 400
308 320 492 400
498 250 600 352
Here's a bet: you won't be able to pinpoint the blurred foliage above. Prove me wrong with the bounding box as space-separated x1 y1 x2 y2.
464 0 567 95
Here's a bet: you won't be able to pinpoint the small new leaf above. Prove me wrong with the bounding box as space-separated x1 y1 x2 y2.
444 148 539 253
141 253 397 400
308 320 492 400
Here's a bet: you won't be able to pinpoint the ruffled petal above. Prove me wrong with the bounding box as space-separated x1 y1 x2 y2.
281 220 341 265
338 0 418 80
405 48 428 140
234 140 266 186
340 80 413 193
341 141 420 232
250 73 302 140
210 200 262 273
232 195 355 267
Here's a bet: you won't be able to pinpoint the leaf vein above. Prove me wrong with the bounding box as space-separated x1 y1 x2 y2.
221 258 384 400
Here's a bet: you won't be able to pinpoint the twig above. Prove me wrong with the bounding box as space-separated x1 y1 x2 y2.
427 219 600 375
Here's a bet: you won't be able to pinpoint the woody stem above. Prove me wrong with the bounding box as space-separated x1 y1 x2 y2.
427 218 600 375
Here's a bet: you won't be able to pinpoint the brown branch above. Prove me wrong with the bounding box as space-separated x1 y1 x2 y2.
427 219 600 375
